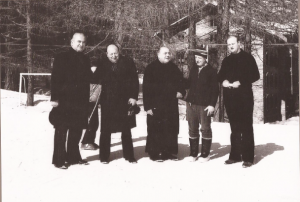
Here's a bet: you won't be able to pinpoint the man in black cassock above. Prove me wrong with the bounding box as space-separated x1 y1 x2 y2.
218 35 260 168
50 31 91 169
143 46 186 162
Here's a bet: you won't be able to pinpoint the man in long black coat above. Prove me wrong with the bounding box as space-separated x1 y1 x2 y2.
96 44 139 164
50 32 92 169
218 35 260 168
143 46 186 162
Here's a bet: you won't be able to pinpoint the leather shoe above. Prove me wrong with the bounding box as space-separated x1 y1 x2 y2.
126 157 137 164
78 160 89 165
150 153 164 162
162 152 178 161
54 164 69 169
242 162 253 168
224 159 242 165
100 159 109 164
81 143 98 150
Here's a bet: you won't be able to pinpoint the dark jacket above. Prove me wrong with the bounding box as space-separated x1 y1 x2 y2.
96 55 139 133
218 49 260 120
218 49 260 91
50 48 91 128
185 63 219 107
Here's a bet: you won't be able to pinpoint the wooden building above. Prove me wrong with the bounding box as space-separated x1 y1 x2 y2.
156 3 299 123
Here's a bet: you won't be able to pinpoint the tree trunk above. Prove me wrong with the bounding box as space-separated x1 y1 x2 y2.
3 1 17 91
244 0 251 53
114 2 124 48
187 16 196 72
214 0 232 122
26 0 34 106
162 1 170 45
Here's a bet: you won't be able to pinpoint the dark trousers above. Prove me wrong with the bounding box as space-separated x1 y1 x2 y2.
225 94 255 163
81 102 99 144
99 126 134 161
186 103 212 139
52 127 83 166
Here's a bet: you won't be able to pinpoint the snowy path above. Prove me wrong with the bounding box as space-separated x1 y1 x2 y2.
1 90 300 202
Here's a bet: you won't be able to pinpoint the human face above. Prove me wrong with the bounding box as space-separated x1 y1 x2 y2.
158 47 171 64
106 45 119 63
227 37 240 54
71 33 86 52
195 55 206 67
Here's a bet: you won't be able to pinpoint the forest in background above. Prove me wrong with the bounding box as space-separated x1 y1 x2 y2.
0 0 298 110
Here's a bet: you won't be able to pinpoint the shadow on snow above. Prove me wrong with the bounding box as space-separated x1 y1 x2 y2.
85 138 284 165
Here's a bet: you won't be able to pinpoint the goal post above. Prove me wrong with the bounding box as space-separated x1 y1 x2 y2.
19 73 51 107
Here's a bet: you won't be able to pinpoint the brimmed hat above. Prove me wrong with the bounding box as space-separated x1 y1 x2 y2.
193 49 208 59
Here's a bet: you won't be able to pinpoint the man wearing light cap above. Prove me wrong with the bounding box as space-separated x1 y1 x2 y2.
185 50 219 162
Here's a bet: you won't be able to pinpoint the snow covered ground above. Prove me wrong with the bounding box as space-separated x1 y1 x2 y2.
1 89 300 202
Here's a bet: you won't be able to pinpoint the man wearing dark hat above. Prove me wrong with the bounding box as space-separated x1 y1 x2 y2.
218 35 260 168
143 46 186 162
185 50 219 162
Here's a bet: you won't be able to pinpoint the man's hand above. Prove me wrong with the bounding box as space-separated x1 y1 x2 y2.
176 92 183 99
232 81 241 88
91 66 97 73
146 109 153 116
128 98 137 106
222 80 230 88
204 106 214 116
51 101 59 107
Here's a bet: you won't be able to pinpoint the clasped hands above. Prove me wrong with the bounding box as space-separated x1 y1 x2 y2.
222 80 240 89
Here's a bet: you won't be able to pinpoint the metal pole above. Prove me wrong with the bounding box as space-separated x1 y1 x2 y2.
19 73 22 107
290 48 293 95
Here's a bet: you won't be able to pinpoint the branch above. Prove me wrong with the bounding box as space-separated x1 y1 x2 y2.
85 33 110 54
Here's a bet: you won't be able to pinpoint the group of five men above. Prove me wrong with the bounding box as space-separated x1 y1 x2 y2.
49 31 259 170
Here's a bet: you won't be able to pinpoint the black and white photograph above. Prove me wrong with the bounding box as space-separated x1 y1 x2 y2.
1 0 299 201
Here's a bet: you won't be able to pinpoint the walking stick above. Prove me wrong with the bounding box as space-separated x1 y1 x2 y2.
88 85 102 124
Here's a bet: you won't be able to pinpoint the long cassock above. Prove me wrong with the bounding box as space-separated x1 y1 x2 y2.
143 59 186 156
218 49 260 163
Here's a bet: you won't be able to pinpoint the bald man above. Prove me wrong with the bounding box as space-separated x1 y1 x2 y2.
50 31 91 169
218 35 260 168
143 46 186 162
94 44 139 164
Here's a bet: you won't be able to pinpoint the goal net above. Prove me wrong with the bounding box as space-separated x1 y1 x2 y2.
19 73 51 107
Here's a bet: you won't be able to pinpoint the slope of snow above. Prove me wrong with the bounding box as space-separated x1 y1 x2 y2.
1 89 299 202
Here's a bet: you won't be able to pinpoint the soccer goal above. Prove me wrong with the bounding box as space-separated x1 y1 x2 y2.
18 73 51 107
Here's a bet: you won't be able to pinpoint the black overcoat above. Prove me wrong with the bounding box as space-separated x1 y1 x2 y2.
50 48 91 129
97 55 139 133
218 50 260 121
143 59 186 154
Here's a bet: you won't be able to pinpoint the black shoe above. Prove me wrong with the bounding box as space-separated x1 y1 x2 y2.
54 164 69 169
78 160 89 165
127 157 137 164
100 159 109 164
224 159 242 165
81 143 98 150
150 153 164 162
242 162 253 168
162 152 178 161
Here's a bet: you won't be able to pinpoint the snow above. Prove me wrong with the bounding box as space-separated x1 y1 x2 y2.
1 89 300 202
